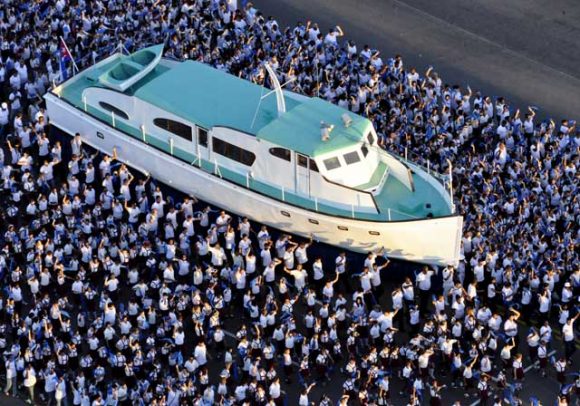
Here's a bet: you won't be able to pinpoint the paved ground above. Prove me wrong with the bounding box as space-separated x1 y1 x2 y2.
253 0 580 122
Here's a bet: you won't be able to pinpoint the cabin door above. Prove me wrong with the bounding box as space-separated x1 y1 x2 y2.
295 153 310 197
196 127 210 164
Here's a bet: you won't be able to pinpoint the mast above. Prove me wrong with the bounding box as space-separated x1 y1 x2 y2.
263 63 286 117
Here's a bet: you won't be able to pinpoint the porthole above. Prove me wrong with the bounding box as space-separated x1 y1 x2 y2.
369 231 380 236
338 226 348 231
308 219 319 225
280 211 291 217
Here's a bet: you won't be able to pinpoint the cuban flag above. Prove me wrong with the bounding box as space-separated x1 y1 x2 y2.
59 38 73 81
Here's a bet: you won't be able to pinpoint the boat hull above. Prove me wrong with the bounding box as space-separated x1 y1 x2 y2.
45 94 463 266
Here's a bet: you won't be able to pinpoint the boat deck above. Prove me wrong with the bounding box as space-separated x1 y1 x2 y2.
356 161 388 191
59 59 172 106
373 172 449 220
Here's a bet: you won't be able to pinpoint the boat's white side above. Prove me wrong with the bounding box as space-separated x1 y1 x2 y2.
45 94 463 266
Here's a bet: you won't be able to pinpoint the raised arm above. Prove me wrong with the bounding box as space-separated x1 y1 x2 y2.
331 272 340 284
469 354 478 368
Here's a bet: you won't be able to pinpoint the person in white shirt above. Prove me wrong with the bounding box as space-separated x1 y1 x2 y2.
44 369 57 401
416 266 436 314
194 342 207 366
263 258 281 285
503 308 521 349
23 365 36 403
284 264 307 292
299 382 315 406
462 355 478 397
537 288 551 324
294 238 311 266
268 377 281 400
562 313 578 361
3 357 17 397
359 267 373 293
55 375 67 405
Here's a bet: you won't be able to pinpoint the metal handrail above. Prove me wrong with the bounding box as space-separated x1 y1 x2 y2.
377 145 456 214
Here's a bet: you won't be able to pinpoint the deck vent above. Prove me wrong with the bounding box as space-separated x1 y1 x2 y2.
341 113 353 128
320 121 334 141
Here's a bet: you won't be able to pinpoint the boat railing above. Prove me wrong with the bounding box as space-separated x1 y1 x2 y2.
379 144 455 213
387 144 448 180
386 207 421 221
241 170 380 219
70 98 386 221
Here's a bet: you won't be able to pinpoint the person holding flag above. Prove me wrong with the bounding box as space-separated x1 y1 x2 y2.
58 37 78 82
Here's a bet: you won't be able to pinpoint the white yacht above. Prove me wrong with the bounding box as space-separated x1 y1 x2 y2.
44 44 463 266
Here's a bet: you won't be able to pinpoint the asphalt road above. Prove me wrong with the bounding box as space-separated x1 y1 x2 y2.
253 0 580 122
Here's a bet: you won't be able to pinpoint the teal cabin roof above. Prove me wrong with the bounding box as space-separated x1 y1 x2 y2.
257 98 372 157
64 45 373 157
134 61 299 134
135 61 371 156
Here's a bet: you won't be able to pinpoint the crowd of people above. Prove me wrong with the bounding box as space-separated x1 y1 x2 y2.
0 0 578 405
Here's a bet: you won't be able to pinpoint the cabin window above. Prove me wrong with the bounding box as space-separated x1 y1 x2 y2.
99 102 129 120
153 118 192 141
361 145 369 157
298 154 320 172
323 157 341 170
212 137 256 166
367 132 375 145
297 155 308 168
309 159 319 172
198 127 208 147
308 219 319 225
338 225 348 231
269 147 291 161
343 151 361 165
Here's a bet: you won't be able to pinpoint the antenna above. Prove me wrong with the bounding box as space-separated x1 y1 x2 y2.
251 64 295 128
250 85 265 130
263 63 286 117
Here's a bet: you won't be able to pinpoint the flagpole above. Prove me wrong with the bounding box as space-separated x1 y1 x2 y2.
59 36 80 74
